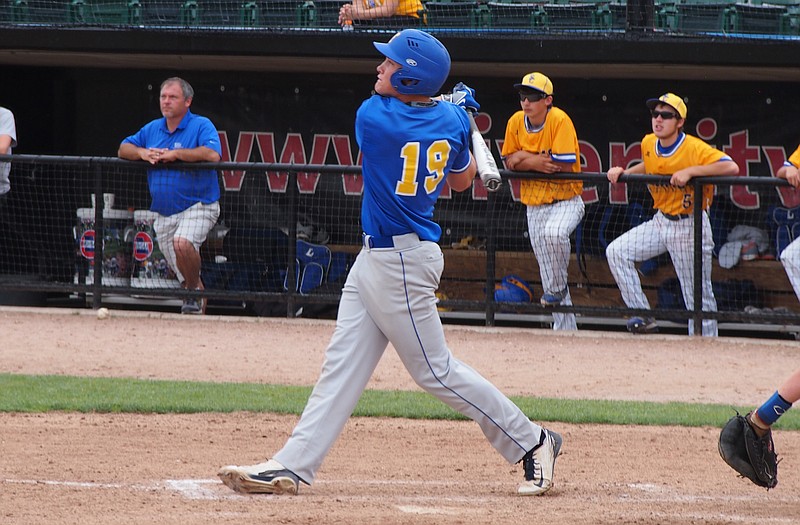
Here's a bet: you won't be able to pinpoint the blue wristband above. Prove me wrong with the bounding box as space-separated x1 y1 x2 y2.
756 390 793 426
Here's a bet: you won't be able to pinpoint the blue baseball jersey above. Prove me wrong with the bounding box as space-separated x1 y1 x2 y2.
356 95 471 242
122 109 222 216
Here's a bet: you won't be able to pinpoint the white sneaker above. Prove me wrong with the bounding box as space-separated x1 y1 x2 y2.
518 429 562 496
218 459 300 495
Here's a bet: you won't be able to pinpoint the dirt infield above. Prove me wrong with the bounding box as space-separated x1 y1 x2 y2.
2 307 799 524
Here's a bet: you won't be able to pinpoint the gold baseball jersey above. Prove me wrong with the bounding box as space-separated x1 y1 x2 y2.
501 107 582 207
641 132 731 216
363 0 423 18
786 144 800 168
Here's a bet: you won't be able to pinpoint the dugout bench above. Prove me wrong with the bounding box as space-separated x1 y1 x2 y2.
326 243 798 313
437 249 795 309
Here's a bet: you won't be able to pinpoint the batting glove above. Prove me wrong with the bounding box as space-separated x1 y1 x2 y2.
447 82 480 112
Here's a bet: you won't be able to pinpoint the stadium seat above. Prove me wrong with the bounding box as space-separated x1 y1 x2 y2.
487 1 620 30
14 0 67 23
1 1 21 23
181 0 201 25
30 0 144 25
676 0 738 33
66 0 88 23
591 2 614 29
239 0 258 26
261 0 307 28
763 0 800 35
144 0 252 26
196 1 241 26
68 0 140 25
302 0 343 28
542 2 596 29
472 1 492 27
608 1 627 29
782 8 800 35
675 0 787 35
655 0 678 30
486 2 550 30
89 1 143 25
143 0 198 26
734 2 785 35
188 1 260 27
422 0 482 29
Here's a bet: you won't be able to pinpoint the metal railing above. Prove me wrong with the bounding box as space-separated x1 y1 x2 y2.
1 153 799 335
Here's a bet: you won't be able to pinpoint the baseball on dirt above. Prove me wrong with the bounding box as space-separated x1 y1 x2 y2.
96 307 110 320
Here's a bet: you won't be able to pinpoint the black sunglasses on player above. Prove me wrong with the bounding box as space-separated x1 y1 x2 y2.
519 92 548 103
651 110 678 120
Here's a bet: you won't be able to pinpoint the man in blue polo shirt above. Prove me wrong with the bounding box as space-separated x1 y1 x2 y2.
119 77 222 314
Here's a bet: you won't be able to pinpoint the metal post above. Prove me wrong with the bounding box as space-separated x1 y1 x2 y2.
92 163 103 310
484 183 499 327
286 171 298 318
692 178 704 336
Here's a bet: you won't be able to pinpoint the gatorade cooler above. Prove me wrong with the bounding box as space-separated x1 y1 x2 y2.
131 210 181 289
75 207 134 286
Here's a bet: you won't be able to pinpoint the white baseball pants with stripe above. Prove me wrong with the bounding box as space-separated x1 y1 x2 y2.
274 234 543 484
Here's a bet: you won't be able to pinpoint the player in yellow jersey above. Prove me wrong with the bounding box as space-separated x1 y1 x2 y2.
775 145 800 303
606 93 739 336
501 72 584 331
339 0 425 28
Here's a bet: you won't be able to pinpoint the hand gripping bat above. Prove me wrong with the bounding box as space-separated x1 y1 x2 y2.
466 111 502 192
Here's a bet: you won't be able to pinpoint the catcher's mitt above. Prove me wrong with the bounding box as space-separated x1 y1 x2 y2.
718 411 778 489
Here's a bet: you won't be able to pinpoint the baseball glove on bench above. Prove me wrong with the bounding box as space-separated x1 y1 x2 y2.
718 411 779 489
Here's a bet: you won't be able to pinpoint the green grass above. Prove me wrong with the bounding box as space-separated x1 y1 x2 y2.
1 373 798 430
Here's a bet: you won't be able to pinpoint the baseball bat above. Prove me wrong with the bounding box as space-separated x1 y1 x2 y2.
466 111 502 192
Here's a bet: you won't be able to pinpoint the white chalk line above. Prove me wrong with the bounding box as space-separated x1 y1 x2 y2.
4 477 798 521
3 477 491 503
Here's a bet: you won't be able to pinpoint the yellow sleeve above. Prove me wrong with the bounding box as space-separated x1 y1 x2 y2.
548 109 580 172
501 112 523 158
396 0 423 17
788 145 800 168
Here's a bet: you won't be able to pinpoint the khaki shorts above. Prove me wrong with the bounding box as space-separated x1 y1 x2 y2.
153 201 220 283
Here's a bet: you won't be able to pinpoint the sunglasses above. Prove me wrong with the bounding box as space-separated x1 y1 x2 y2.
519 92 548 103
651 110 678 120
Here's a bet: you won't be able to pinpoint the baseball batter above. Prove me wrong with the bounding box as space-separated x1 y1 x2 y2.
219 29 562 497
606 93 739 336
500 72 584 331
776 145 800 301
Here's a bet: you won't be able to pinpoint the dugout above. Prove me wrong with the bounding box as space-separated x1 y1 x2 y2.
2 14 800 333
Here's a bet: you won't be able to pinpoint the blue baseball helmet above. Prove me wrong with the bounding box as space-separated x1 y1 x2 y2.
373 29 451 96
494 275 534 303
